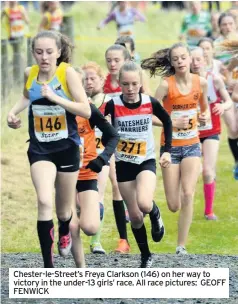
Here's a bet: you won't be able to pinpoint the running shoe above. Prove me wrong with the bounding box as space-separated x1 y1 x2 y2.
176 246 187 255
140 254 153 268
151 207 165 242
233 163 238 180
205 213 217 220
90 243 106 254
115 239 130 253
58 232 72 257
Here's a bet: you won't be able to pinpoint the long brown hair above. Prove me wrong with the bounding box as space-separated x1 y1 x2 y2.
141 42 190 78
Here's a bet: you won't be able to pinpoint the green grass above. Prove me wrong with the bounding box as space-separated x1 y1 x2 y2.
1 2 237 256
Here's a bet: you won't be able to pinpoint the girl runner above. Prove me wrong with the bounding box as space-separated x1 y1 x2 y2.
1 1 29 41
141 42 210 254
214 14 238 179
39 1 63 32
218 39 238 179
104 61 172 267
97 1 146 37
7 30 91 268
115 35 141 64
103 44 132 253
70 72 119 266
190 47 232 220
81 62 119 254
198 37 223 76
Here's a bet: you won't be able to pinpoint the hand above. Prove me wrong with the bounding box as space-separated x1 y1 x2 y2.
198 112 209 126
41 84 57 102
173 115 189 129
159 152 171 168
86 156 104 173
7 113 21 129
212 103 224 116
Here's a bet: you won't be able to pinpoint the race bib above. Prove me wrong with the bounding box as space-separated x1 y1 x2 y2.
118 24 133 36
116 138 147 164
79 137 84 169
95 136 104 154
171 109 198 140
33 105 68 142
11 19 24 37
188 28 199 37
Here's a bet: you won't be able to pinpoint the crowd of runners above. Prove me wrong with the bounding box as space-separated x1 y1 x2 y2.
5 1 238 268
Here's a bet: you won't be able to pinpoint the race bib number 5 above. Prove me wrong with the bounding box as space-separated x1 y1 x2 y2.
33 105 68 142
171 109 198 140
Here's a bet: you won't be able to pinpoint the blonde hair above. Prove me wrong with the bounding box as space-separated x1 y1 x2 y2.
81 62 105 80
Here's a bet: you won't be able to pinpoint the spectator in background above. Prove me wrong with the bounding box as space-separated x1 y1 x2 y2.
39 1 63 32
207 1 220 13
229 1 238 29
179 1 211 48
161 1 185 11
97 1 146 38
1 1 29 41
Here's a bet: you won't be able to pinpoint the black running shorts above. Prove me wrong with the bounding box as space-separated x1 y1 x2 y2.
76 179 98 193
115 158 156 182
27 145 80 172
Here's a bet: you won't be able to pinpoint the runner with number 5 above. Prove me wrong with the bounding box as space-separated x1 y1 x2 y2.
142 42 210 255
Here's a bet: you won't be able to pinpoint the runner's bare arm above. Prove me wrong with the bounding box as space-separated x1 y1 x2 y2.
8 67 31 116
22 6 29 24
214 75 233 113
38 15 48 32
232 83 238 103
7 67 31 128
199 76 210 123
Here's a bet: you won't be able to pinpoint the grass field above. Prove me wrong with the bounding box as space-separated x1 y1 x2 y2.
1 1 238 256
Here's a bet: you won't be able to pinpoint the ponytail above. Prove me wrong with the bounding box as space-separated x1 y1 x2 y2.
141 42 190 78
57 33 74 65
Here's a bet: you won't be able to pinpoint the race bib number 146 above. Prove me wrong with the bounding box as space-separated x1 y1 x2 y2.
33 105 68 142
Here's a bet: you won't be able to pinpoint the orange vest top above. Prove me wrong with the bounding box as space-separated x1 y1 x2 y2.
161 74 202 147
76 116 97 181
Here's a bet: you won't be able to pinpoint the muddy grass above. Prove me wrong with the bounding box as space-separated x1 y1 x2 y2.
1 253 238 304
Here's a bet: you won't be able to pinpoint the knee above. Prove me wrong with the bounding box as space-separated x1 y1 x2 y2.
80 222 99 236
181 191 194 206
37 196 52 215
203 167 215 183
130 212 143 228
168 203 180 213
167 198 180 212
138 200 152 214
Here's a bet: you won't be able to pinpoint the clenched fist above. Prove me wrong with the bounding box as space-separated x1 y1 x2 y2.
7 113 21 129
159 152 171 168
41 84 57 102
